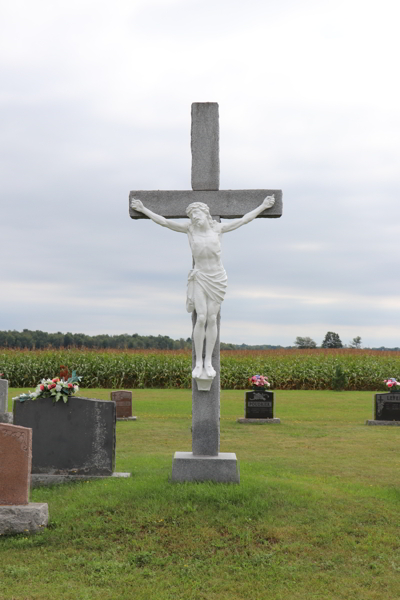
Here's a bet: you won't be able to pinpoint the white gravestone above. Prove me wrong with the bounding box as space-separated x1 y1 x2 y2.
129 103 283 483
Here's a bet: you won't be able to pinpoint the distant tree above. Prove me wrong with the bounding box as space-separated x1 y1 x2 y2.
321 332 343 348
349 336 362 349
294 336 317 349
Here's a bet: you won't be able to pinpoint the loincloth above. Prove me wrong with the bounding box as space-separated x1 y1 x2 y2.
186 268 228 313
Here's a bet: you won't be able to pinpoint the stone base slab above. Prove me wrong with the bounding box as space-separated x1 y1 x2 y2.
31 472 131 488
366 420 400 426
0 413 13 424
117 416 137 421
171 452 239 483
0 503 48 535
237 418 281 424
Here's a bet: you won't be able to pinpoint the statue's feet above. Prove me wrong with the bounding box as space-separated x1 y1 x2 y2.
204 363 216 378
192 364 203 379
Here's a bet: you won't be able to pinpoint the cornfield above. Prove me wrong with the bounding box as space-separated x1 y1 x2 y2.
1 347 400 391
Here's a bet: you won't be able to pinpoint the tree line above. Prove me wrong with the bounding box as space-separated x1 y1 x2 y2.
0 330 283 351
294 333 399 351
0 329 192 351
0 329 397 351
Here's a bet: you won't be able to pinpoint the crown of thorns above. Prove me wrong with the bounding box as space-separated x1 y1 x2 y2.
185 202 211 218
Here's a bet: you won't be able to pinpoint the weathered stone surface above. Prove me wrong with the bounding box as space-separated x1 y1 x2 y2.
237 418 281 424
110 390 133 419
0 379 8 413
0 503 48 535
14 396 116 476
192 311 220 456
0 423 32 505
129 189 282 219
171 452 239 483
0 413 13 424
191 102 219 191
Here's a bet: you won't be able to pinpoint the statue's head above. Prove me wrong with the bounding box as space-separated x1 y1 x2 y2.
186 202 215 228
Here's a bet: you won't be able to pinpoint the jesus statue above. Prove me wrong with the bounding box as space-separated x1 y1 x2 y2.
130 194 275 380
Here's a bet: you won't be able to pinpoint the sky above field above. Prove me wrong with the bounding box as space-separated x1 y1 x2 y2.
2 0 400 348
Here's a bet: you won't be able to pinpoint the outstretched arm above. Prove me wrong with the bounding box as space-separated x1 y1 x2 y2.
130 198 188 233
220 195 275 233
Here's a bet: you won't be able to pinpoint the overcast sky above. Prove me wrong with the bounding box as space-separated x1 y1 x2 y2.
1 0 400 348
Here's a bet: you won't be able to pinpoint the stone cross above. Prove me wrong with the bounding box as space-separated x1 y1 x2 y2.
129 103 282 483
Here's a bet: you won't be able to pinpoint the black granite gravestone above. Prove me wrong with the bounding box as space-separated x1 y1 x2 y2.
374 392 400 421
14 397 116 475
245 389 274 419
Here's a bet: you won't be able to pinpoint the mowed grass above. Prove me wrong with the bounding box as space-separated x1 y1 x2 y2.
2 389 400 600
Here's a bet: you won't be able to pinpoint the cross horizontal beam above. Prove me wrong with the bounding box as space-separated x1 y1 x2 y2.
129 189 282 219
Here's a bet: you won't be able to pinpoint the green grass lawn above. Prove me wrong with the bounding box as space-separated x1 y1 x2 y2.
2 389 400 600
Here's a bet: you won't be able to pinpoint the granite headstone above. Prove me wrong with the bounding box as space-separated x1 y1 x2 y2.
110 390 136 420
0 423 32 505
14 396 116 476
237 388 280 424
245 389 274 419
374 392 400 421
0 422 49 535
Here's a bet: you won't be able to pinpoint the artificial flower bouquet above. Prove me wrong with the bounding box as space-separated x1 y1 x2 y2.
13 371 82 404
249 375 270 388
384 378 400 392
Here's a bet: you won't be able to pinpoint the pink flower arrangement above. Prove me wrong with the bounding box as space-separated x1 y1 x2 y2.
249 375 270 388
384 378 400 392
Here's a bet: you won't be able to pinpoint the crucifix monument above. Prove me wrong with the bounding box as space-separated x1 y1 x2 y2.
129 103 282 483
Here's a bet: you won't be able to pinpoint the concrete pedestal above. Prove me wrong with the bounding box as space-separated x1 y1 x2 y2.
237 418 281 424
366 420 400 426
31 472 131 488
171 452 239 483
0 503 48 535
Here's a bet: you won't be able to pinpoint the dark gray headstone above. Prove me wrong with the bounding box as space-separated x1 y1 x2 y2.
245 389 274 419
13 397 116 475
374 392 400 421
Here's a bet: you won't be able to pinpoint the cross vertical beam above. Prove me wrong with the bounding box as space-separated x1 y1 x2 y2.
191 103 221 457
191 102 220 191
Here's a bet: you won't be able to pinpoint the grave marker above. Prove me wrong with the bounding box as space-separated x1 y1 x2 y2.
366 392 400 426
14 396 130 485
110 390 137 420
237 389 281 424
0 423 48 535
129 103 282 482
